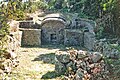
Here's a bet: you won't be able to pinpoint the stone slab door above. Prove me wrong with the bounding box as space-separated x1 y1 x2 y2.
41 21 65 45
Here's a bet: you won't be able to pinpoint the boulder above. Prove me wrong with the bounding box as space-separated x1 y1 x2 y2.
56 51 70 63
76 69 84 80
55 61 66 74
77 50 88 59
91 52 103 63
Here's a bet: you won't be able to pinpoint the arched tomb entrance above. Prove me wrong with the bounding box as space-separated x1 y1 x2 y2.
41 13 67 45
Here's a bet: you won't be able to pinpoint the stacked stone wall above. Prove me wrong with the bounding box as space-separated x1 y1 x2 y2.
55 50 107 80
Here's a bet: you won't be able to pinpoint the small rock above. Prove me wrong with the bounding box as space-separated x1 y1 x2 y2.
91 52 103 63
0 69 4 74
69 50 78 60
89 64 94 69
77 50 88 59
76 69 84 80
108 49 119 59
9 50 17 59
76 60 82 68
66 61 76 72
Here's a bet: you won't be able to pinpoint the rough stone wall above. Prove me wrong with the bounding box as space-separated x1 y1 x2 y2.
7 20 22 50
19 21 34 28
19 21 40 29
84 32 95 51
75 19 95 50
0 20 20 78
21 29 41 46
55 50 107 80
64 18 95 50
64 29 83 46
7 31 22 50
41 21 65 44
94 39 120 59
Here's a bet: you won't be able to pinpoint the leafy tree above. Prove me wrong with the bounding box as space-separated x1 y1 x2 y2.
0 3 10 54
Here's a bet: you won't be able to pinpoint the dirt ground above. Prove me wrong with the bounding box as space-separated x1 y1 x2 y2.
10 45 65 80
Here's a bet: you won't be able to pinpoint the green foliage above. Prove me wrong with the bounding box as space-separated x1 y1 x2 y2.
96 25 104 39
48 0 56 9
37 1 49 10
28 3 38 13
105 58 120 80
0 5 9 53
101 0 116 12
22 1 48 13
0 0 25 54
15 9 26 20
0 0 26 20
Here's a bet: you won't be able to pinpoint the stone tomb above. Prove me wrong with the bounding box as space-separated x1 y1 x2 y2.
18 13 96 50
20 28 41 46
64 29 83 46
41 20 65 44
19 21 41 46
41 13 66 44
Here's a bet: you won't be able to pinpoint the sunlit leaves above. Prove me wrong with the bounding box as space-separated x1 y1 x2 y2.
102 0 116 11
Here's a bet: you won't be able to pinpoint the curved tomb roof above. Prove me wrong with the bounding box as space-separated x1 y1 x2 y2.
41 13 67 26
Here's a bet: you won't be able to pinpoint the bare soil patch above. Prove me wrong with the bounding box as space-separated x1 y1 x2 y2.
10 46 63 80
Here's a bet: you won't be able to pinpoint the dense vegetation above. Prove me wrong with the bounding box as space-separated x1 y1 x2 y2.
0 0 120 79
46 0 118 38
14 0 118 38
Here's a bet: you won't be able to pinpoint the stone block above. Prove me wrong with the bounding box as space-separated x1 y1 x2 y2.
76 69 84 80
64 29 83 46
19 21 34 28
84 32 95 50
66 61 76 71
21 29 41 46
69 50 78 60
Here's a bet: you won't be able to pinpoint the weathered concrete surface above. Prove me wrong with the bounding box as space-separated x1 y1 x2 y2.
41 13 66 45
